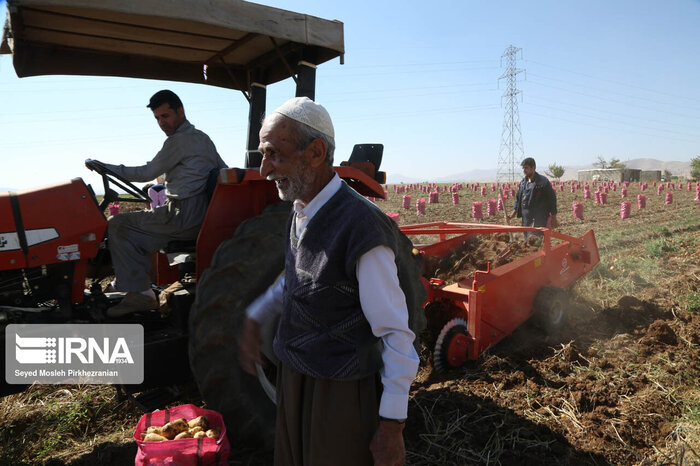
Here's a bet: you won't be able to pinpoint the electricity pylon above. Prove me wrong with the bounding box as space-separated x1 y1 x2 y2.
497 45 525 184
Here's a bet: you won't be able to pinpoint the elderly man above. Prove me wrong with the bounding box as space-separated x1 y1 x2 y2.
88 90 227 317
238 97 419 466
508 157 558 237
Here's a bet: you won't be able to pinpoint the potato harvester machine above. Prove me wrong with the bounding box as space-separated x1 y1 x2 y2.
401 222 600 371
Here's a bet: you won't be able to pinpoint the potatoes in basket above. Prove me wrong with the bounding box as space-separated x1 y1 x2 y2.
146 426 163 435
141 414 217 442
174 431 193 440
161 418 189 440
188 415 210 430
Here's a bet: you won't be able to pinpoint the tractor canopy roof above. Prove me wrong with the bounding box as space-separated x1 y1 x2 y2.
0 0 344 91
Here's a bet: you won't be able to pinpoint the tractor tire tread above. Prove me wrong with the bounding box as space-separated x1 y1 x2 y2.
188 201 291 448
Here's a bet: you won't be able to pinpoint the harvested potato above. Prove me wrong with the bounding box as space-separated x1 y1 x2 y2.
188 426 203 435
205 428 220 439
188 415 210 430
143 433 168 442
193 431 207 439
146 425 163 435
174 431 193 440
161 418 189 439
174 418 189 430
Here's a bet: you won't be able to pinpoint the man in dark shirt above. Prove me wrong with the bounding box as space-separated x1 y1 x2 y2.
508 157 558 237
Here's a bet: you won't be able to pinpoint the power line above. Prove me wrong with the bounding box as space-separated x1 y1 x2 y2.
525 101 700 140
522 109 700 145
527 74 700 114
526 94 700 131
524 58 700 105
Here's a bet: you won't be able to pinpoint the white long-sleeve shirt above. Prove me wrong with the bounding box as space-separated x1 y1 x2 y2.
247 173 419 420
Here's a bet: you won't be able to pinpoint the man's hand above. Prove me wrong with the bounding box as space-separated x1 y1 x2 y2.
237 317 262 376
370 420 406 466
506 210 516 221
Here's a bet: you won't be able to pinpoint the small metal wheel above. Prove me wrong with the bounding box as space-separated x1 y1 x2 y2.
433 318 468 372
532 286 569 334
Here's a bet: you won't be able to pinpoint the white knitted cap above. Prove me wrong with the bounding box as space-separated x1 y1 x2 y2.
272 97 334 139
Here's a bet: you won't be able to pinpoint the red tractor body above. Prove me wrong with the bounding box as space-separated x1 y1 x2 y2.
0 179 107 306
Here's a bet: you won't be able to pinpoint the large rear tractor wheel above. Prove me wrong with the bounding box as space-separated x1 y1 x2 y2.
532 286 569 334
188 202 291 449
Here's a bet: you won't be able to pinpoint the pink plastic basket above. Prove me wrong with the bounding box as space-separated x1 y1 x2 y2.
134 404 230 466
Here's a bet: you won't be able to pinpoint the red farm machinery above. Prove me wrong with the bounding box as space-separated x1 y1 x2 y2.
0 0 600 448
401 223 599 371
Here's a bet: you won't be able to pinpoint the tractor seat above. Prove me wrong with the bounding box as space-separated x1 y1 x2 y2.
160 240 196 266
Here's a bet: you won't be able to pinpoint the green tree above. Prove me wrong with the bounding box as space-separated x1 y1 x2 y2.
691 155 700 180
545 163 565 180
608 158 626 169
663 169 673 181
593 156 608 169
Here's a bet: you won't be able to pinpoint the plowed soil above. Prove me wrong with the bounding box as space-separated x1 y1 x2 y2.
423 232 541 284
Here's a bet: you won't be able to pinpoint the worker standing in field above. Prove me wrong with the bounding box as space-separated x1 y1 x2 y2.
86 90 226 317
237 97 418 466
508 157 559 237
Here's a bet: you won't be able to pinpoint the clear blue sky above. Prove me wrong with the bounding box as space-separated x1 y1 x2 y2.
2 0 699 190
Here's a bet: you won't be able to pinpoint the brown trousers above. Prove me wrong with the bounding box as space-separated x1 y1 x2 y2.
274 364 381 466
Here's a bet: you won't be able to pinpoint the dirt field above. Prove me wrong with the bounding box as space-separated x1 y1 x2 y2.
1 178 699 465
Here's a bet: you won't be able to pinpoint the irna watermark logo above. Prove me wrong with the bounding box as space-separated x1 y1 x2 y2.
6 324 143 385
15 333 134 364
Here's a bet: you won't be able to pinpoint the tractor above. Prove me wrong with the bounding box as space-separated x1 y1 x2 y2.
0 0 402 447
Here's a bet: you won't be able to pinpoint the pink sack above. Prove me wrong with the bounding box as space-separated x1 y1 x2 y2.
108 202 120 216
134 404 230 466
620 201 631 220
637 194 647 209
471 202 483 220
486 199 497 217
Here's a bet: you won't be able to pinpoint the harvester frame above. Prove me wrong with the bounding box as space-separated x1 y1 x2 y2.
400 222 600 371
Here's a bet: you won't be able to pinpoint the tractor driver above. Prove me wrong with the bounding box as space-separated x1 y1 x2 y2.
507 157 559 238
86 90 227 317
237 97 419 466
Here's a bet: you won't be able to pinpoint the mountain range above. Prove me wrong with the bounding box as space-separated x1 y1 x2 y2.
387 158 693 184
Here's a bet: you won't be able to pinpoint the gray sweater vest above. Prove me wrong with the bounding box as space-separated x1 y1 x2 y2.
273 182 399 379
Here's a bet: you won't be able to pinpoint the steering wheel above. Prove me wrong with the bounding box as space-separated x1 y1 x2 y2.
85 159 151 211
